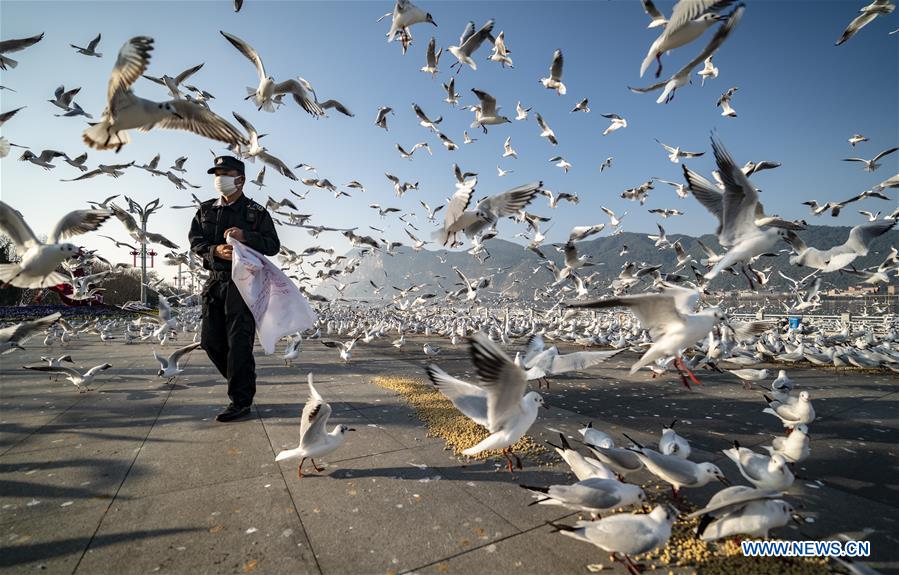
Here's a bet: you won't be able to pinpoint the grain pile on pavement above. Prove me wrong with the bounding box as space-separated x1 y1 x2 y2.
636 484 830 575
370 375 547 462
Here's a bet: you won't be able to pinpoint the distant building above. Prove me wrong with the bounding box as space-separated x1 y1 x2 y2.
846 285 880 295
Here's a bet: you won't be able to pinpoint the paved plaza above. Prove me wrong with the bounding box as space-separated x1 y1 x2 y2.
1 336 897 574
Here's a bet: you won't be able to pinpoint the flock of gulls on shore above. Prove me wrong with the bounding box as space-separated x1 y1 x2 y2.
1 0 898 572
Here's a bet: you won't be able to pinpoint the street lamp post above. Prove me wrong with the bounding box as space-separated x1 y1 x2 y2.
125 196 162 306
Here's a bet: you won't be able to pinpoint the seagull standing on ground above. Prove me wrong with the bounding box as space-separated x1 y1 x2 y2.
551 506 677 575
275 373 355 478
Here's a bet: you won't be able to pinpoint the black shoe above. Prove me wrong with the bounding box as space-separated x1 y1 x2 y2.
215 403 251 422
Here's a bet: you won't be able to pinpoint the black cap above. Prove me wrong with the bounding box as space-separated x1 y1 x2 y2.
207 155 245 175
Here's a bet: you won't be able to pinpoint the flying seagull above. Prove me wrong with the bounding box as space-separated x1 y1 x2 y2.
0 202 111 288
83 36 246 152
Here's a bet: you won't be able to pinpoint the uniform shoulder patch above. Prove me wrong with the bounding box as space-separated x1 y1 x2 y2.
247 200 266 212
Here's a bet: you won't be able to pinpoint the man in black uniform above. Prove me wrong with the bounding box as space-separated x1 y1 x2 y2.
189 156 280 422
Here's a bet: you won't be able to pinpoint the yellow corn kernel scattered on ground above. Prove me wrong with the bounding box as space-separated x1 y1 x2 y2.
372 377 832 573
370 376 547 461
632 483 830 574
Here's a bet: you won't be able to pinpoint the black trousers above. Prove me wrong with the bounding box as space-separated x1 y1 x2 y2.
201 278 256 407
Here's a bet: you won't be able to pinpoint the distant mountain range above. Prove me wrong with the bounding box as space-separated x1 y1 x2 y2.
313 224 898 302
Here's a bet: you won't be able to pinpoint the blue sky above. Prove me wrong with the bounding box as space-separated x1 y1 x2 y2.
1 0 896 284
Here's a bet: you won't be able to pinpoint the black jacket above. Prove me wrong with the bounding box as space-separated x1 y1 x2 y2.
189 193 280 272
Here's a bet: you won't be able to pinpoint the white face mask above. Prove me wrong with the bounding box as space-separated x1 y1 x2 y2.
214 175 239 196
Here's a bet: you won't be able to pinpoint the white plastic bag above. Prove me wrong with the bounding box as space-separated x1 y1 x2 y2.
226 236 317 354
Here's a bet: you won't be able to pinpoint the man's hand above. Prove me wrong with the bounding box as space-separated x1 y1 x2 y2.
214 244 233 260
224 227 245 242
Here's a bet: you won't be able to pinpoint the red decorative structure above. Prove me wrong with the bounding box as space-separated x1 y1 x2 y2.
44 267 103 306
131 249 159 268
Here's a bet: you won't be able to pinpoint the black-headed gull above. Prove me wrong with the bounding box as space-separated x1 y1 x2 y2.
469 89 510 133
488 30 513 67
420 36 441 75
848 133 868 147
836 0 896 46
275 373 355 478
698 55 718 85
448 19 495 72
582 443 643 480
48 85 81 112
763 391 815 428
0 202 111 288
374 106 393 131
520 477 646 518
687 486 796 541
600 113 627 136
83 37 246 152
0 32 44 70
762 423 810 463
220 30 276 112
539 49 566 95
0 312 61 354
565 283 724 386
841 146 898 172
534 113 557 145
639 0 733 78
717 86 738 117
24 362 112 392
658 420 691 459
551 505 676 575
433 181 542 247
546 433 615 480
630 5 744 104
624 433 729 498
142 63 204 99
320 337 360 362
425 333 547 472
656 139 704 163
723 441 794 491
785 219 895 273
579 422 614 449
154 342 202 383
684 135 800 283
381 0 436 45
